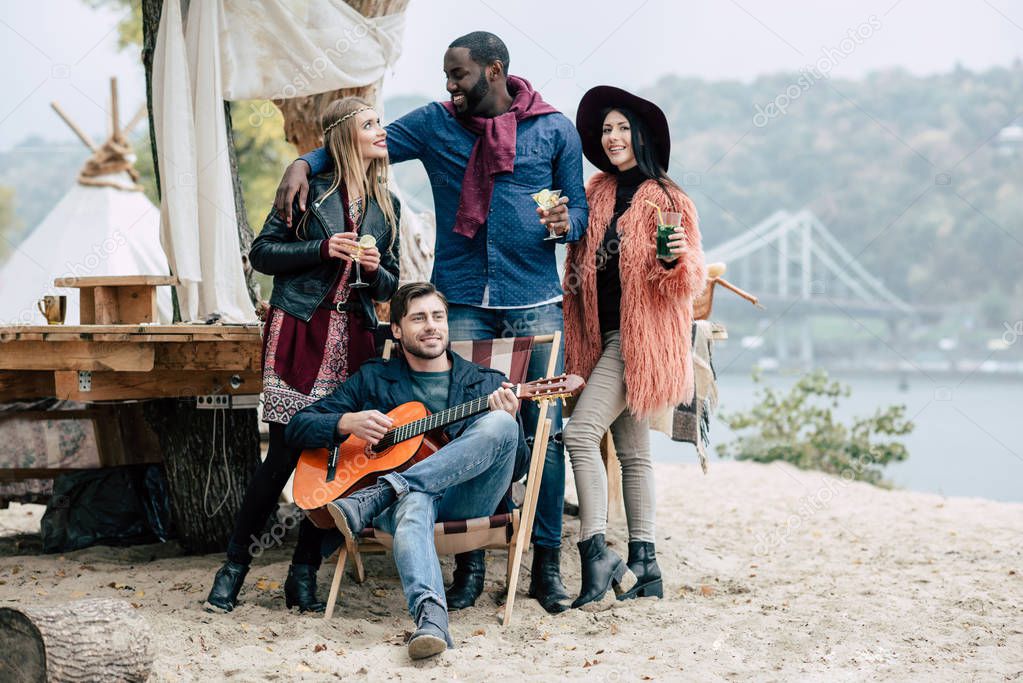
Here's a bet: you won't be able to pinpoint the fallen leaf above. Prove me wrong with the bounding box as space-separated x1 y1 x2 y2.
313 644 327 653
372 589 387 597
595 649 604 655
700 585 715 597
610 623 619 635
472 628 486 636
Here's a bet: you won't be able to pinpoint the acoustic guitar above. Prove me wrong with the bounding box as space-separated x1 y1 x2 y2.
294 373 585 529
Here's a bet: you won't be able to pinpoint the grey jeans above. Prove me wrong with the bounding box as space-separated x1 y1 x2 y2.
563 330 655 543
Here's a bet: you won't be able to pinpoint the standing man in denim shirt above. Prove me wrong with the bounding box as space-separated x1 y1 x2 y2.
273 31 586 614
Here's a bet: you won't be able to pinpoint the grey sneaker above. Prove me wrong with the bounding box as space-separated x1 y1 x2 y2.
326 481 396 541
408 600 453 660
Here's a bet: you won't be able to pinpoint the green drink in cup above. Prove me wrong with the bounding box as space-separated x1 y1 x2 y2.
656 211 684 261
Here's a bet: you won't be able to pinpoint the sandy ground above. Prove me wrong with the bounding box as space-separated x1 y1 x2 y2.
0 460 1021 682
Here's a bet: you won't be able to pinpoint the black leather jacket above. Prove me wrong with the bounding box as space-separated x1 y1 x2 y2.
250 173 400 326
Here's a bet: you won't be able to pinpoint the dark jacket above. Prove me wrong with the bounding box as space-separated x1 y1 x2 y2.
250 173 400 326
284 350 530 482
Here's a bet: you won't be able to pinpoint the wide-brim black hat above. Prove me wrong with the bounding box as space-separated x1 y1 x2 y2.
576 85 671 174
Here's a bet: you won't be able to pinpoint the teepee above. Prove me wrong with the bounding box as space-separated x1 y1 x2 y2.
0 78 172 325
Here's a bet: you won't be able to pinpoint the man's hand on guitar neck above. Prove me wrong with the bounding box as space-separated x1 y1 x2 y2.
337 410 394 446
487 383 519 418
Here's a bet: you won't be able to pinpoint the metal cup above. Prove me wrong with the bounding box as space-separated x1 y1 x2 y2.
37 295 67 325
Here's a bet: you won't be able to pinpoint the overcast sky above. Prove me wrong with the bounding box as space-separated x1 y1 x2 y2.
1 0 1021 151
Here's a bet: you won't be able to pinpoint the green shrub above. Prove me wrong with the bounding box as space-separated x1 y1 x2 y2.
718 370 913 485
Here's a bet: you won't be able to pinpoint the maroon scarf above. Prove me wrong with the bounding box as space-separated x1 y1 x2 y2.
441 75 557 239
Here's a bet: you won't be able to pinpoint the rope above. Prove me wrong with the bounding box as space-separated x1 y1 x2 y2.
203 407 232 517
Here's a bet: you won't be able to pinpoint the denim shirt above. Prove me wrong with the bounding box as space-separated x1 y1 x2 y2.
301 102 589 308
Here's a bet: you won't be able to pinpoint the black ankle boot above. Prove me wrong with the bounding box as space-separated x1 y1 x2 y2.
619 541 663 600
204 560 249 613
285 563 326 613
446 550 485 611
571 534 637 611
528 545 571 614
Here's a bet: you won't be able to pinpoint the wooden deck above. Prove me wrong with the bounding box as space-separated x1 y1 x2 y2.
0 324 263 402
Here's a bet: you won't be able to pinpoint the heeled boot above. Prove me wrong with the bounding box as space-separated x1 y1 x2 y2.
284 563 326 613
571 534 637 611
527 545 572 614
446 550 486 610
203 560 249 613
618 541 663 600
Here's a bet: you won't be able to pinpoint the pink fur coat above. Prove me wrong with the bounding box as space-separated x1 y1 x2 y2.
563 172 706 419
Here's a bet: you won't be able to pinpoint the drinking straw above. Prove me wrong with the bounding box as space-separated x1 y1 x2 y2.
644 199 664 225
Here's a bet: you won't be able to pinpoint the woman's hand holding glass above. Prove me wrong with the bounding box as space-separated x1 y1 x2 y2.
327 232 381 274
665 226 688 259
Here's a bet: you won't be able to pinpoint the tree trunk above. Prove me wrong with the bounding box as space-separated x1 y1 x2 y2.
141 399 261 554
140 0 163 201
274 0 411 153
223 101 261 306
0 599 153 682
141 0 180 322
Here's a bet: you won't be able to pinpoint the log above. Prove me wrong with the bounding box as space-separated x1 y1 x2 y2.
142 399 261 553
0 598 153 682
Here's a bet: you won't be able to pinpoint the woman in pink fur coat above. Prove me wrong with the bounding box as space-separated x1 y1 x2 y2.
562 86 706 610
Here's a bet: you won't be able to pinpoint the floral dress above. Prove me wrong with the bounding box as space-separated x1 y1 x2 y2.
262 197 367 424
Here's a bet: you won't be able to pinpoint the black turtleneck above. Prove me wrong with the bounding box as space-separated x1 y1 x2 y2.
595 165 647 334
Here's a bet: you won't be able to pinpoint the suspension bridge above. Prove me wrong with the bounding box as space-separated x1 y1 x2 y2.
704 209 916 367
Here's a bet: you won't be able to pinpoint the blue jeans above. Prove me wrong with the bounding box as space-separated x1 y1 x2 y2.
446 302 565 549
374 410 517 619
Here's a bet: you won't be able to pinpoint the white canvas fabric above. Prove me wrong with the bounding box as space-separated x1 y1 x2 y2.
0 172 173 325
152 0 407 323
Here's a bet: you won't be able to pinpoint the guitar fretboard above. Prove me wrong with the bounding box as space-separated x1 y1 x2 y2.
372 385 520 451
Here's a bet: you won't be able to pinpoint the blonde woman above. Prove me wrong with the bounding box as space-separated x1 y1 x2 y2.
205 97 401 614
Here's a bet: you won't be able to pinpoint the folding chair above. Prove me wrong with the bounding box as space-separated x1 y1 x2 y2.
323 332 561 626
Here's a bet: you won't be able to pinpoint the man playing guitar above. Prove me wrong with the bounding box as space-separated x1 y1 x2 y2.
285 282 529 660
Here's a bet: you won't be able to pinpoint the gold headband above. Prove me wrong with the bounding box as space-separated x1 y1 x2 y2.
323 106 373 136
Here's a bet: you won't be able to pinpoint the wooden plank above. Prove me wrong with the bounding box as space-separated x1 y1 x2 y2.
0 371 55 401
0 341 155 371
79 288 95 324
0 468 76 481
154 342 261 371
116 285 159 324
92 286 120 324
0 326 262 348
53 275 179 288
53 369 262 401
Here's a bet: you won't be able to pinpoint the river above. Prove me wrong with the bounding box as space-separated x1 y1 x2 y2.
648 371 1023 503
